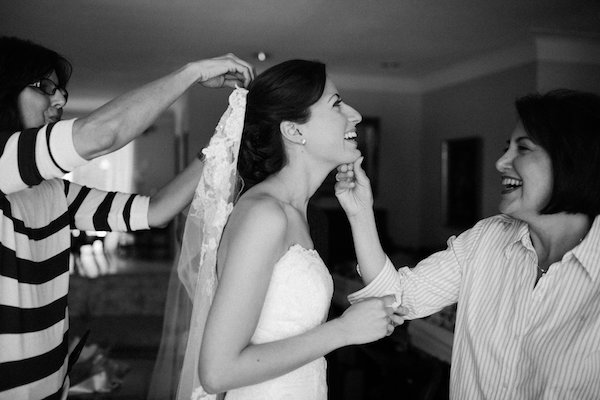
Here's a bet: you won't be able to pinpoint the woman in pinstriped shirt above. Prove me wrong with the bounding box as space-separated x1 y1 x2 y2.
336 89 600 399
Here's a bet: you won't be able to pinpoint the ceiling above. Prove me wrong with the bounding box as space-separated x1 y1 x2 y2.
2 0 600 97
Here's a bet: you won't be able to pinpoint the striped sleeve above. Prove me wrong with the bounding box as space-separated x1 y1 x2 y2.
64 180 150 232
347 257 400 303
0 119 86 195
348 225 479 319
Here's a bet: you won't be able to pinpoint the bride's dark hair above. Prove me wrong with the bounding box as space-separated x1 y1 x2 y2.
238 59 326 190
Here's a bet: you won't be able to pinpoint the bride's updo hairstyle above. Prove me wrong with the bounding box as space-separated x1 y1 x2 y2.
238 59 326 189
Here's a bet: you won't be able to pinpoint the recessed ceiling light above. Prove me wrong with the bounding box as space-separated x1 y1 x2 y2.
255 51 268 62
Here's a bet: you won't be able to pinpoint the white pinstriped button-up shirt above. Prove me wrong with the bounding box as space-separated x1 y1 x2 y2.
348 214 600 400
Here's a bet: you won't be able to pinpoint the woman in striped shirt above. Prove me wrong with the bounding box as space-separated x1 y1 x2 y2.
336 89 600 399
0 36 253 399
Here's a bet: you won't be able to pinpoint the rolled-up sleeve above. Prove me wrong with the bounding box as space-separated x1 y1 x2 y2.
347 233 467 319
64 180 150 232
347 257 401 303
348 227 472 319
46 119 87 172
0 119 86 194
128 195 150 231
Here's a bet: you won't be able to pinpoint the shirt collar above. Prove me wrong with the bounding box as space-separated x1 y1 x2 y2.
502 214 600 282
502 217 532 259
571 215 600 282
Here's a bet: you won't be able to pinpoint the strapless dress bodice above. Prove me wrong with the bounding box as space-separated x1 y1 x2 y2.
224 244 334 400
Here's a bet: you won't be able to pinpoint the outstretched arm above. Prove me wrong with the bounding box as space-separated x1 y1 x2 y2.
335 157 387 284
72 54 254 160
337 158 467 320
0 55 253 195
199 198 401 394
147 156 203 228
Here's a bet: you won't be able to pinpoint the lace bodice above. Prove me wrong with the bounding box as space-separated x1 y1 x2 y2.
224 244 334 400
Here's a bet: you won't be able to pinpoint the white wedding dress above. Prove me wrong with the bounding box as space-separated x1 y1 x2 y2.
175 89 334 400
224 244 334 400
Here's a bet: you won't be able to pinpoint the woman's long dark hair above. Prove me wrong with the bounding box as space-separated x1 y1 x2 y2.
237 60 326 190
0 36 72 131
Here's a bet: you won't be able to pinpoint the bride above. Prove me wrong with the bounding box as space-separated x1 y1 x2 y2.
176 60 402 399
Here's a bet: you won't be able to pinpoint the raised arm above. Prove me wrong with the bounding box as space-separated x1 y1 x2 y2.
72 54 254 160
0 55 253 196
199 198 399 394
337 158 472 319
335 157 387 284
62 154 203 232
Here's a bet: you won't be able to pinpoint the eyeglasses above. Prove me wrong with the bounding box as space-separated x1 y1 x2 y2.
29 78 69 103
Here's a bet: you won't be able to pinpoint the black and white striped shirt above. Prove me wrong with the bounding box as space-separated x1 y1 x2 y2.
0 120 149 399
349 214 600 399
0 120 86 196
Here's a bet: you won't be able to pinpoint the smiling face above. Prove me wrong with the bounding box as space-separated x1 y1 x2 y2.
298 78 362 167
495 122 553 222
17 71 66 129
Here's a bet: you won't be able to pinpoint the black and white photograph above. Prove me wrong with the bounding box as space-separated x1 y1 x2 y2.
2 1 600 399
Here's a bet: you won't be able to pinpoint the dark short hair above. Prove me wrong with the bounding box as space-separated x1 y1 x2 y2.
516 89 600 216
237 59 326 190
0 36 72 131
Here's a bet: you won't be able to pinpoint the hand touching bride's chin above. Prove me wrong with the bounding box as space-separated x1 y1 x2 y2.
334 157 374 218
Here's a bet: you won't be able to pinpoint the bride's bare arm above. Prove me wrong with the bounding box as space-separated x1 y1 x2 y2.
199 196 397 394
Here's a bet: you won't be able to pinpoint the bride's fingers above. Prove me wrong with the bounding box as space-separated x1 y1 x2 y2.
386 321 395 336
390 314 405 327
394 305 410 316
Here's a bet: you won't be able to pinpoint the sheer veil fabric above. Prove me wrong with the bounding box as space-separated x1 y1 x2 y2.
152 88 247 400
147 243 193 400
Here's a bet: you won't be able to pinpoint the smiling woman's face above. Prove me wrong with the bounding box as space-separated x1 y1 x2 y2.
296 78 363 167
17 70 66 129
495 122 553 222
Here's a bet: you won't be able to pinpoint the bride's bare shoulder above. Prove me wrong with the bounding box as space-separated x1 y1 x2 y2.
228 190 288 232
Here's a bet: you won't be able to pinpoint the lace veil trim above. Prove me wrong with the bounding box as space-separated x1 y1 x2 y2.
177 88 247 400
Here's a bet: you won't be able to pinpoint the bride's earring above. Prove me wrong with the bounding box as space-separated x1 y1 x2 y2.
296 129 306 145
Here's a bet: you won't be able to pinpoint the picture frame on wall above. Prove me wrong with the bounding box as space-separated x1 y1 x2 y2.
441 137 482 228
315 117 381 198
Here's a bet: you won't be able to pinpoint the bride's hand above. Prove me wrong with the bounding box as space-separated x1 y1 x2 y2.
335 295 404 345
334 157 374 217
